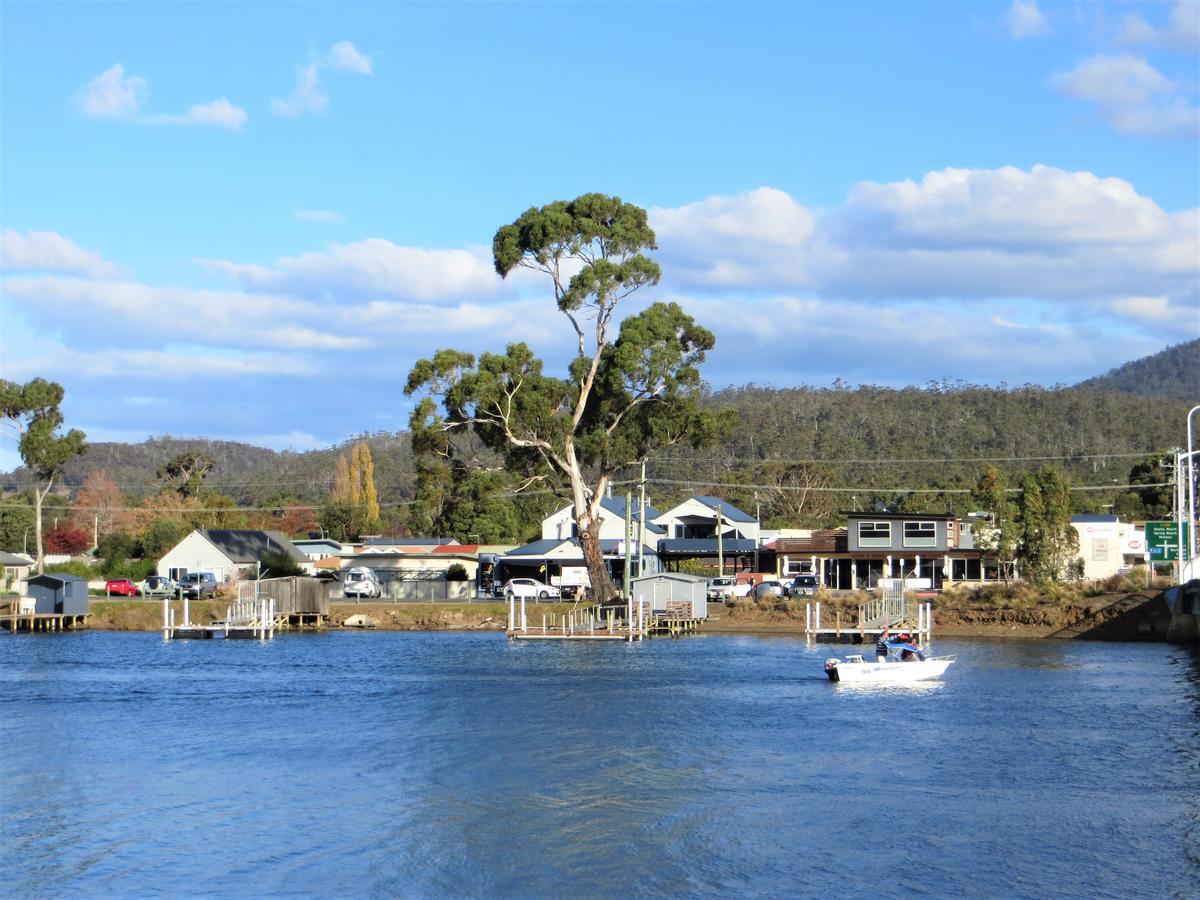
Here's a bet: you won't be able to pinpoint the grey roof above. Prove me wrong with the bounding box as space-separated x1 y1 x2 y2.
1072 514 1120 523
505 538 572 557
658 538 758 555
364 536 457 546
202 530 307 564
599 497 666 534
631 572 707 584
692 495 756 524
0 551 32 566
844 510 957 520
27 573 89 585
506 538 656 559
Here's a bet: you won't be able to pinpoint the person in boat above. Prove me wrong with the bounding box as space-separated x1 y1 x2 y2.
897 641 926 662
875 629 890 662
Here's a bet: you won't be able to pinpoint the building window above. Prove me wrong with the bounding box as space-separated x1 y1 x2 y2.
903 521 937 548
858 521 891 547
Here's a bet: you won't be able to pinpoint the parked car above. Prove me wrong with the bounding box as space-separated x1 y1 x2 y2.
105 578 140 597
751 580 787 602
503 578 560 600
343 567 382 599
177 572 219 599
140 575 176 597
707 576 736 601
786 575 818 598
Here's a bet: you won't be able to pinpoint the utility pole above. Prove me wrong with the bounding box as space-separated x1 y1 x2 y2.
715 501 725 578
754 492 761 574
624 491 633 600
638 459 646 577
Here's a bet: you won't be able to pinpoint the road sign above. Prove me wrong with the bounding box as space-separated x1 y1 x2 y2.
1145 522 1191 561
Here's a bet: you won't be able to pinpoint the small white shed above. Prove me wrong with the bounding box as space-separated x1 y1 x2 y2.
631 573 708 620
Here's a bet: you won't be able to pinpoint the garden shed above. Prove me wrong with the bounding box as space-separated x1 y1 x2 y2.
25 573 90 615
630 573 708 620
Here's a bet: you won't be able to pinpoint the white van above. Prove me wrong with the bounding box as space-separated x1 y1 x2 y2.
343 567 382 599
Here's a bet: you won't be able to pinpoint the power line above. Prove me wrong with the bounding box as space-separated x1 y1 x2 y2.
648 451 1168 465
636 477 1172 495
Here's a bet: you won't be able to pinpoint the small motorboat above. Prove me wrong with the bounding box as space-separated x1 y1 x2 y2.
824 640 954 683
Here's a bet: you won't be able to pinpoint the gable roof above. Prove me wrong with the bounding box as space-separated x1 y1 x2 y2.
598 497 666 533
691 496 756 523
201 530 307 564
27 573 88 585
0 551 32 566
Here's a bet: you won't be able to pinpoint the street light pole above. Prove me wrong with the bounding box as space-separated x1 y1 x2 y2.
1187 405 1199 561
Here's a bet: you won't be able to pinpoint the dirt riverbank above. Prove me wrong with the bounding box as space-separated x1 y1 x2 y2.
85 592 1172 641
702 590 1172 641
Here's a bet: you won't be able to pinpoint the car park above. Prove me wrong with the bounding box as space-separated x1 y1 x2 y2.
707 576 735 601
751 580 787 601
177 572 218 599
140 575 176 597
343 567 382 599
786 575 818 598
105 578 140 597
503 578 560 600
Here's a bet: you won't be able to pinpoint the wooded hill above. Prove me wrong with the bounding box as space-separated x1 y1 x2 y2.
1076 338 1198 401
2 339 1194 531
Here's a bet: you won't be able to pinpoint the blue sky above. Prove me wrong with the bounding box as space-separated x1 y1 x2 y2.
1 0 1198 469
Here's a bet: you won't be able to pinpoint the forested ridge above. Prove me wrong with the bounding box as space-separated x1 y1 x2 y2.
1075 338 1198 401
1 384 1189 522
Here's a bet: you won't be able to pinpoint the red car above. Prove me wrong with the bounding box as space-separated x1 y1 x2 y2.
105 578 140 597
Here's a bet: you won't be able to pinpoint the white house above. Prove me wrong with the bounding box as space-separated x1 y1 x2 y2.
158 529 310 582
653 495 759 543
541 496 666 542
1071 516 1147 581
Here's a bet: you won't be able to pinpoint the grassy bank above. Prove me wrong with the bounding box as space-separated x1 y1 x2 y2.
86 599 579 632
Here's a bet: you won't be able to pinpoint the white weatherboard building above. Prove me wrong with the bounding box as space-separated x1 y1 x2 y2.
157 529 310 582
1071 516 1147 581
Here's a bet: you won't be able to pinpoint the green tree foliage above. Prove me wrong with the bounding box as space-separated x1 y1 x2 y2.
407 194 731 600
140 517 184 558
971 465 1019 581
0 378 87 573
0 493 36 555
445 562 468 582
156 452 215 497
1016 466 1081 581
259 549 304 578
97 531 136 575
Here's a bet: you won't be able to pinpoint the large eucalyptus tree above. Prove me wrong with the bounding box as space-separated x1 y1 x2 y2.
405 194 729 601
0 378 87 573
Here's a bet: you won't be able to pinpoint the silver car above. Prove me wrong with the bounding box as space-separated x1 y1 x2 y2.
751 580 787 601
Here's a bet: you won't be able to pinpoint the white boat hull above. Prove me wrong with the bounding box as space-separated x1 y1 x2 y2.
825 656 954 683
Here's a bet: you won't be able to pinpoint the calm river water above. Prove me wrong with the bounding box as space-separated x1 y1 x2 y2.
1 631 1197 898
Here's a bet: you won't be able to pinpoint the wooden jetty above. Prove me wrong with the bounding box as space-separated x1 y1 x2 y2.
505 595 701 642
1 597 89 633
803 595 934 644
163 595 277 640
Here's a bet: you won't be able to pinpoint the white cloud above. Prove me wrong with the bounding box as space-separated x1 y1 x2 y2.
271 41 372 117
327 40 372 75
78 64 146 120
76 64 246 129
1120 2 1200 52
652 167 1199 324
295 209 347 224
1051 54 1199 139
1006 0 1050 39
199 239 502 302
650 187 817 290
271 62 326 117
0 229 123 279
148 98 247 130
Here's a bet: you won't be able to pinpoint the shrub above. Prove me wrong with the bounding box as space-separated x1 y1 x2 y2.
44 521 93 555
258 550 305 578
446 563 469 582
